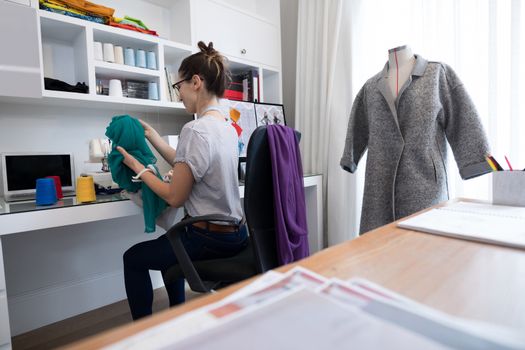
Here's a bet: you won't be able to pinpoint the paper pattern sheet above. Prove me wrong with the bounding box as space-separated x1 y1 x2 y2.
397 201 525 249
105 267 525 350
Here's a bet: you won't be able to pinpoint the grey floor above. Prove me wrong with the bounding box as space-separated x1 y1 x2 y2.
11 287 202 350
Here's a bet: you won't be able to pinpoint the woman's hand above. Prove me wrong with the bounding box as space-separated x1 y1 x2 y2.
139 119 159 140
116 146 144 174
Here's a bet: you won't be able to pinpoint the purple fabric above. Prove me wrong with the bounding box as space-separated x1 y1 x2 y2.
267 125 309 265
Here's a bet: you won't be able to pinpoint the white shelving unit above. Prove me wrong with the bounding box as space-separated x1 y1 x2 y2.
0 0 283 114
34 9 193 114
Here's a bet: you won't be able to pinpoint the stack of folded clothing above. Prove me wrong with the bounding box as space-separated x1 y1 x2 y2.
109 16 158 36
44 77 89 93
39 0 114 24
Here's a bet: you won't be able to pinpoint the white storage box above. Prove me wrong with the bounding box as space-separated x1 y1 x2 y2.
492 171 525 207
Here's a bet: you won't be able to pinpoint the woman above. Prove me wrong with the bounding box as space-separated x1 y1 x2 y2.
117 41 246 320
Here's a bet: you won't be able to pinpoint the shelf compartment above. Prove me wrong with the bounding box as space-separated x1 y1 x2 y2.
261 68 281 104
162 41 192 102
40 16 90 92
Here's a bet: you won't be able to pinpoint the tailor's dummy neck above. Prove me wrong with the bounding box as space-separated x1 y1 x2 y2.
387 45 416 97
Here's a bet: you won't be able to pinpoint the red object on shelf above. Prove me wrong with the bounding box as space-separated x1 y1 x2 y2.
46 175 63 199
224 89 243 101
108 20 159 36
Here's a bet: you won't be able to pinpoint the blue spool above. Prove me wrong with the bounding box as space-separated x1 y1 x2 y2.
136 49 146 68
35 178 57 206
124 47 135 66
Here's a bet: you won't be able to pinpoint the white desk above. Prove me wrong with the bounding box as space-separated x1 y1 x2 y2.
0 174 323 349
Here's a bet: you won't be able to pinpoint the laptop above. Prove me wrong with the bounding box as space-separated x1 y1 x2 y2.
0 153 75 202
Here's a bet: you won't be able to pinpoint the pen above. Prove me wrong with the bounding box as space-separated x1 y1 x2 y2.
486 156 497 171
504 155 513 171
488 156 504 171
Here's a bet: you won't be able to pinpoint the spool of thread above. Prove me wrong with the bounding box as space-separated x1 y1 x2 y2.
103 43 115 63
108 79 123 97
124 47 135 66
93 41 103 61
146 51 157 70
76 176 96 203
148 82 159 100
136 49 146 68
35 178 57 206
114 45 124 64
46 175 63 199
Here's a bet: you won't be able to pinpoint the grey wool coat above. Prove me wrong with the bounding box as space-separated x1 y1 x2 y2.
340 55 492 234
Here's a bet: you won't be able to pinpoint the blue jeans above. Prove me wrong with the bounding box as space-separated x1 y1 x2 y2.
124 224 248 320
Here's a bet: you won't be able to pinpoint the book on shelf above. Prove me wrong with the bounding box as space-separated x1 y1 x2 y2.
225 73 244 101
246 68 259 102
164 67 175 102
225 69 259 102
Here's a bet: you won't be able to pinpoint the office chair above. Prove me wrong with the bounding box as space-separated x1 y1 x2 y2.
163 126 301 293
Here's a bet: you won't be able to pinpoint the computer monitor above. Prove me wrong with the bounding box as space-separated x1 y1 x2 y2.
0 153 75 201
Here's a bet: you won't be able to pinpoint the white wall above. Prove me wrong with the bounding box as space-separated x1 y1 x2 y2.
0 102 189 177
280 0 298 128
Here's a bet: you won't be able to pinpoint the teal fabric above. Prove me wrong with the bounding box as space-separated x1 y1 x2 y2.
105 115 167 233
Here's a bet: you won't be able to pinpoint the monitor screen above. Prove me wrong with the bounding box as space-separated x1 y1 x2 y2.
5 154 73 191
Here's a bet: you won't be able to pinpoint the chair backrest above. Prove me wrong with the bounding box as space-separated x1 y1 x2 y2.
244 126 301 273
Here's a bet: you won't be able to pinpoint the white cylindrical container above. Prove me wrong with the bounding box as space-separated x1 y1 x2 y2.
114 46 124 65
103 43 115 63
148 82 159 100
108 79 123 97
93 41 103 61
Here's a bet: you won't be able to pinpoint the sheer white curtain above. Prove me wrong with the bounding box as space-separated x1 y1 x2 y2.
295 0 356 246
349 0 525 202
296 0 525 245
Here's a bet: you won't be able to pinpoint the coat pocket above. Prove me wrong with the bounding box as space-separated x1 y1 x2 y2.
431 155 438 183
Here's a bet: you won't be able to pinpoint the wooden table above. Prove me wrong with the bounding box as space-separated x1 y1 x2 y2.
66 200 525 349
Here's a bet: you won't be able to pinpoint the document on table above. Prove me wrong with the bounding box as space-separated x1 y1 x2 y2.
104 266 525 350
397 201 525 249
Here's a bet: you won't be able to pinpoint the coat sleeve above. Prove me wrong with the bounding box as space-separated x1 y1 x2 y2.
440 65 492 180
340 85 369 173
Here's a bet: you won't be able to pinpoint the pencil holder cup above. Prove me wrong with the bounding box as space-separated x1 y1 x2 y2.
76 176 96 203
35 178 57 206
492 171 525 207
46 175 63 199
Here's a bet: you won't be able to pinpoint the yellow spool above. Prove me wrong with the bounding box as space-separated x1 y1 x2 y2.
76 176 96 203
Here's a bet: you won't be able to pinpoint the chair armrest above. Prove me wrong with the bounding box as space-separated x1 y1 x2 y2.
164 214 241 293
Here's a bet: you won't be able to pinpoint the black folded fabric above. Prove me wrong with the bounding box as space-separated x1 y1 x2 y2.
44 77 89 93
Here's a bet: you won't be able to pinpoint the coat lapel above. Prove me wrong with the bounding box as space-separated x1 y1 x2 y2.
377 64 400 131
377 55 429 135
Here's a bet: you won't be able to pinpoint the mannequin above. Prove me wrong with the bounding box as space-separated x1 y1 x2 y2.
341 48 492 234
387 45 416 98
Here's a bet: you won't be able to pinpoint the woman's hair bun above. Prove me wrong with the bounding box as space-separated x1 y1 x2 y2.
197 41 218 57
179 41 230 97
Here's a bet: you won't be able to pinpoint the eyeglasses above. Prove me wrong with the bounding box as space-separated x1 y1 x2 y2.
172 78 190 101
